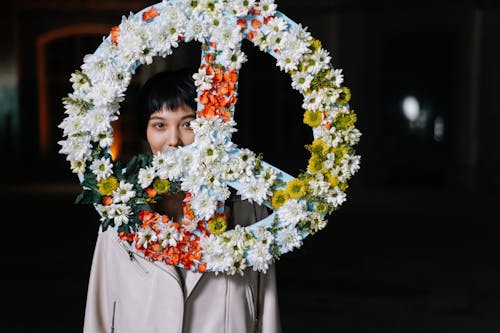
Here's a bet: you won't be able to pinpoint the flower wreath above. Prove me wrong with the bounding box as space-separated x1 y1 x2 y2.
58 0 361 275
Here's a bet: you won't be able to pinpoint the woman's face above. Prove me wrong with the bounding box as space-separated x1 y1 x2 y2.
146 104 196 154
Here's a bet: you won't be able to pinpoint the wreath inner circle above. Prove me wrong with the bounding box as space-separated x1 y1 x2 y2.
58 0 361 275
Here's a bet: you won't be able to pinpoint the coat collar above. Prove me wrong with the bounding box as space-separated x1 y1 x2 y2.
184 270 204 299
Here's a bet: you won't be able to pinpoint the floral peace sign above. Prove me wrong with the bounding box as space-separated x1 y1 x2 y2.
58 0 361 275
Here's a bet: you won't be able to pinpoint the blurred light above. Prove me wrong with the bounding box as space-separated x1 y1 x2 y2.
402 95 420 122
109 121 122 160
434 116 445 142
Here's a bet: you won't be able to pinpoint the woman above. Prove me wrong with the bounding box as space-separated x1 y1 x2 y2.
83 68 281 333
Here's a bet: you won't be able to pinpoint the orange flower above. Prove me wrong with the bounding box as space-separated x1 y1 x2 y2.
145 187 157 198
110 26 120 45
217 84 229 95
251 19 262 29
204 53 216 64
142 6 159 21
248 30 256 40
198 91 210 104
264 16 274 25
213 70 223 83
138 209 154 222
237 19 247 29
198 262 207 273
224 70 238 83
119 231 135 242
250 8 261 15
102 196 113 205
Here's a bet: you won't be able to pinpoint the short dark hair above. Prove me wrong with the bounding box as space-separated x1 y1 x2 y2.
138 67 197 136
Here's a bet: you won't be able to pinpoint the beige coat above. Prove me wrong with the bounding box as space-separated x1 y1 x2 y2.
83 198 281 333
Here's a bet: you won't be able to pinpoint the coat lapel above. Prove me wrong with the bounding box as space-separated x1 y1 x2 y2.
184 270 204 299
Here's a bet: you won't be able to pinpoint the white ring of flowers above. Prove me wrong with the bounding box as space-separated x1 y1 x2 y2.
58 0 361 275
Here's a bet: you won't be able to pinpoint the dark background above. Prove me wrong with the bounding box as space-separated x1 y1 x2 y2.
2 0 500 332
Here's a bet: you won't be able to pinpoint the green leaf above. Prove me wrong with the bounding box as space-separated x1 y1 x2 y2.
81 172 97 190
75 189 101 204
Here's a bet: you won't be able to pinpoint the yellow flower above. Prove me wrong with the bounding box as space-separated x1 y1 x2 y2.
308 39 322 52
285 179 307 199
153 178 170 195
315 201 329 215
97 176 119 196
208 214 227 235
337 86 351 104
336 112 357 130
303 110 322 127
271 189 289 209
307 154 323 174
310 139 329 156
339 182 349 191
325 172 339 187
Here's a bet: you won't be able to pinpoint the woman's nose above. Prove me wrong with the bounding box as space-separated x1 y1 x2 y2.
163 127 181 150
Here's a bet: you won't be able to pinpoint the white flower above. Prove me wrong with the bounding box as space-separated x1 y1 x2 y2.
259 0 277 16
87 80 124 106
308 179 331 197
158 225 182 247
227 0 255 16
111 203 131 226
304 48 331 75
152 151 168 169
189 189 218 220
237 178 270 205
291 71 313 91
81 54 113 82
96 132 114 149
276 49 302 72
223 49 248 70
90 157 113 181
70 71 90 93
290 23 312 43
112 180 136 203
85 106 115 136
58 136 92 162
136 225 158 249
251 29 270 52
326 187 346 208
184 16 208 42
343 127 362 146
138 166 155 188
327 68 344 87
277 199 308 227
96 204 113 222
276 227 302 254
70 160 86 174
302 90 323 111
247 242 273 272
267 17 288 34
181 173 204 194
193 68 214 91
210 21 243 50
58 114 86 137
156 151 183 180
309 212 328 232
342 154 361 176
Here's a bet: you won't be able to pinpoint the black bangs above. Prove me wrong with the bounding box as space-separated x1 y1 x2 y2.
138 67 197 135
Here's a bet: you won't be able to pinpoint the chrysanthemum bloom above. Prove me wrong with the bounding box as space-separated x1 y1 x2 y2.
97 176 119 196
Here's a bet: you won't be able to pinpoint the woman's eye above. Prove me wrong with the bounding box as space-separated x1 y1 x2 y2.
182 121 192 129
153 123 164 129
